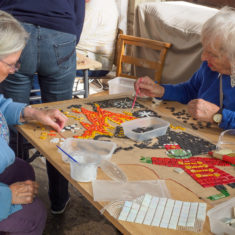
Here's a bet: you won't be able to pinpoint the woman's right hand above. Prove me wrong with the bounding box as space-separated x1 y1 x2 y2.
134 76 165 98
9 180 38 204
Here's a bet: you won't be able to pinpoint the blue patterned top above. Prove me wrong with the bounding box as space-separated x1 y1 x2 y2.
0 110 9 144
0 94 26 221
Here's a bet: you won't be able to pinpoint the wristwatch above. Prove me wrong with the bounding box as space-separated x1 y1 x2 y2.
213 108 223 124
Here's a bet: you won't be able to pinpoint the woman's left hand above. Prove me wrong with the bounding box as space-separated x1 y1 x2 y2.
187 98 220 122
22 107 68 132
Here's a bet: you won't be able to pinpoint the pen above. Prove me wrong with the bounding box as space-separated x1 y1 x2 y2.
56 145 78 163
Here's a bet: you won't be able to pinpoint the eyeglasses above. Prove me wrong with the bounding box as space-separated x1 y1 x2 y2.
0 59 21 72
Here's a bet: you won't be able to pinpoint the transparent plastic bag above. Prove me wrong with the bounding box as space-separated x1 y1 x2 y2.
100 160 127 183
92 180 170 201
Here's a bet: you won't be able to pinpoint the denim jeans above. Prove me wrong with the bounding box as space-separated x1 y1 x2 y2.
2 23 76 103
1 23 76 209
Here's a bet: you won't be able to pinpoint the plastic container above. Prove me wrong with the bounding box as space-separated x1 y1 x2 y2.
121 117 170 142
58 138 117 163
216 129 235 151
108 77 135 95
58 139 117 182
69 154 100 182
207 197 235 235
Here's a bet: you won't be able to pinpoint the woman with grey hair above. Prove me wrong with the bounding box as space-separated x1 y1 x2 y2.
135 6 235 130
0 11 68 235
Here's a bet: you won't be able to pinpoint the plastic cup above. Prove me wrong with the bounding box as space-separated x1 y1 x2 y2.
69 154 100 182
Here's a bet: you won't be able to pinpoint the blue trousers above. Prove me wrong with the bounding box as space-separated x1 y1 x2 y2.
1 23 76 209
0 158 47 235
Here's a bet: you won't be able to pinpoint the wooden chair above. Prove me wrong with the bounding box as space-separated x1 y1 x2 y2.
116 33 171 84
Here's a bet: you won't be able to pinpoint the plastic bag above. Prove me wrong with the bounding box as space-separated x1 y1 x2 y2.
92 180 170 201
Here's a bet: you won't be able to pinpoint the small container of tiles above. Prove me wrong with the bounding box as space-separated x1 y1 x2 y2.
121 117 170 142
207 197 235 235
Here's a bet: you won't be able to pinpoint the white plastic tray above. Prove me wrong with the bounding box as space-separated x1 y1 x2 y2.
121 117 169 142
207 197 235 235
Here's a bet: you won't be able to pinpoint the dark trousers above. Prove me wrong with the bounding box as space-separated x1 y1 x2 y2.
0 158 47 235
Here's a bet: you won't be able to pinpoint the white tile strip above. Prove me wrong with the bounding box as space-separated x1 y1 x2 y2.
151 197 167 226
160 199 175 228
168 200 183 230
143 196 159 225
135 194 152 224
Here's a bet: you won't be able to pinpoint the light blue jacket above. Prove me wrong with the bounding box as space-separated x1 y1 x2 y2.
0 94 26 221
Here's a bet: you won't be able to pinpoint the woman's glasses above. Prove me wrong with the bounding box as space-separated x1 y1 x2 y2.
0 59 21 72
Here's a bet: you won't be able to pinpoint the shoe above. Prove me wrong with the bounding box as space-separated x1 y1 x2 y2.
51 198 70 215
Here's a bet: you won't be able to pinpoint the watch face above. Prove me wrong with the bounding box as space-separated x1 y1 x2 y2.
213 113 222 123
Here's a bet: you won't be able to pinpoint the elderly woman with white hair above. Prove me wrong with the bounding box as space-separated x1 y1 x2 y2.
135 6 235 130
0 11 67 235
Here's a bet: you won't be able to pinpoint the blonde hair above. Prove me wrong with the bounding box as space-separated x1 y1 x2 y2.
0 10 28 59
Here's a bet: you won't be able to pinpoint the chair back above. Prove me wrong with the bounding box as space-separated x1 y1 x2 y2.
116 33 171 84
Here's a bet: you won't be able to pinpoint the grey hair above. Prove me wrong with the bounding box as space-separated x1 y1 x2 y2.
201 7 235 71
0 10 28 59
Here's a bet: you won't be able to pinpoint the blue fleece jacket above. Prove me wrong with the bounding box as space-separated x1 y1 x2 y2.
162 62 235 129
0 0 85 43
0 95 26 221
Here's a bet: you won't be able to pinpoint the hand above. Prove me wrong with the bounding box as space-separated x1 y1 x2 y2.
9 180 38 204
187 99 220 122
134 76 165 98
22 107 68 132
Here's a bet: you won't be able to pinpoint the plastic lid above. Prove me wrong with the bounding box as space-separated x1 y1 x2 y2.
100 160 127 183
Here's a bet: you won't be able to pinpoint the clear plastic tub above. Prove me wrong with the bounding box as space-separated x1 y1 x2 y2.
207 197 235 235
69 154 99 182
108 77 135 95
216 129 235 151
58 138 117 163
121 117 170 142
58 139 117 182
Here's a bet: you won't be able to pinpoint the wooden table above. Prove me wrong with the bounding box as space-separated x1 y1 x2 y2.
16 94 234 235
76 52 102 98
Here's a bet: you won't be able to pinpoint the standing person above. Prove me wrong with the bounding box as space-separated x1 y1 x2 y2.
135 6 235 130
76 0 119 79
0 10 68 234
0 0 86 214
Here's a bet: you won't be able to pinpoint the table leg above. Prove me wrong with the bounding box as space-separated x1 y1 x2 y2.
84 69 89 98
16 132 24 159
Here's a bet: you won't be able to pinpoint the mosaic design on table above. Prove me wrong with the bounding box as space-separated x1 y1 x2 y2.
72 104 136 139
141 155 235 200
164 104 212 130
134 129 215 156
33 97 235 200
164 144 192 159
132 109 161 118
86 98 144 109
36 98 216 157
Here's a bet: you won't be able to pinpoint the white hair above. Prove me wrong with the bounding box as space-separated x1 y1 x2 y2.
201 7 235 68
0 10 28 59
